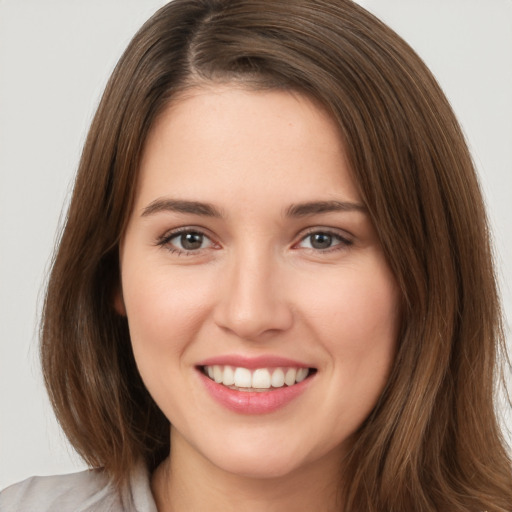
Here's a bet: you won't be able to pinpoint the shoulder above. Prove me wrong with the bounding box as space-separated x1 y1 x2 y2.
0 468 115 512
0 465 156 512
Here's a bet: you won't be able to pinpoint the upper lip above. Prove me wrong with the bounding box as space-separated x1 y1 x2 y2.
197 354 313 369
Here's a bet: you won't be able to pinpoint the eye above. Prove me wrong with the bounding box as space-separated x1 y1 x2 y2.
174 232 208 250
297 230 352 251
158 229 215 253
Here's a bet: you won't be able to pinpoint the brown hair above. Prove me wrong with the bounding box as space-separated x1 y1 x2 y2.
41 0 512 510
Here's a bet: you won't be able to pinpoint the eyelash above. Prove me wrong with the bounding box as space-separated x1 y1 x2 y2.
156 227 353 255
295 229 353 253
156 227 217 255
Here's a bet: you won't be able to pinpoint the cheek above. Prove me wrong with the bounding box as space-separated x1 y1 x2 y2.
120 264 218 421
334 270 398 369
121 264 214 361
300 259 399 347
301 259 399 409
340 276 399 348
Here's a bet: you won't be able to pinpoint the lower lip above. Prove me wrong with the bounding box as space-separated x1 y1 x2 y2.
198 371 313 414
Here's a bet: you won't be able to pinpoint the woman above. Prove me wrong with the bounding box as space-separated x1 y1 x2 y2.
2 0 511 510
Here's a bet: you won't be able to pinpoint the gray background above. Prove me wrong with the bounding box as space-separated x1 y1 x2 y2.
1 0 511 489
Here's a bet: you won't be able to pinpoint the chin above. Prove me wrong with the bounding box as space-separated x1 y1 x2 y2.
214 452 305 480
196 433 315 480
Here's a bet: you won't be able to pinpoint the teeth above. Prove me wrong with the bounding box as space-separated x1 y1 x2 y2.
234 367 252 388
213 365 223 383
204 365 311 389
284 368 296 386
271 368 285 388
222 365 235 386
252 369 271 389
296 367 309 382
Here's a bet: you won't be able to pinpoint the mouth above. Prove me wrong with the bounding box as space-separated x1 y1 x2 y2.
200 365 317 392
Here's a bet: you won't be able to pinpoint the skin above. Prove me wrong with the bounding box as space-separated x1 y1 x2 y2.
117 84 400 511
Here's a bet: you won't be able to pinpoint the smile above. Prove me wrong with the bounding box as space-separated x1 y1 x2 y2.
197 358 317 414
202 365 312 391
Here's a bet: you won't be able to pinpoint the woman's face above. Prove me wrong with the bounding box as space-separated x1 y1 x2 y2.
118 85 399 479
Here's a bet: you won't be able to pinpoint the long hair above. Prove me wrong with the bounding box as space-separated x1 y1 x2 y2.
41 1 512 510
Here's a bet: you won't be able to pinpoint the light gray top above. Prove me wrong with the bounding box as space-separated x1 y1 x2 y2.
0 464 158 512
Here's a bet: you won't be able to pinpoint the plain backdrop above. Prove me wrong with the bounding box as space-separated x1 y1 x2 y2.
1 0 511 490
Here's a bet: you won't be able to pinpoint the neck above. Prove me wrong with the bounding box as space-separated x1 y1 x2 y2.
151 430 344 512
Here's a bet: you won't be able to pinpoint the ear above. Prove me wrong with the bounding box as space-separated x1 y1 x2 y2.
113 286 127 316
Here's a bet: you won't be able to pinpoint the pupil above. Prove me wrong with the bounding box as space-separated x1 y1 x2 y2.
181 232 203 250
311 233 332 249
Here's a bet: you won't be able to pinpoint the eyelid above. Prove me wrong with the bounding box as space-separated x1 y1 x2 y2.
156 226 220 253
155 225 353 255
293 227 354 251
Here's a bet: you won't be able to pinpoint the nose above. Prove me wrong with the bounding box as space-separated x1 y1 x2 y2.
213 249 293 340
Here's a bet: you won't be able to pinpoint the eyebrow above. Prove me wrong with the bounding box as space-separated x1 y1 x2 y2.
141 198 367 219
141 198 223 218
286 200 367 217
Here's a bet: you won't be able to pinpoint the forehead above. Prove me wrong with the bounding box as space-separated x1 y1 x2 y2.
135 84 361 211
